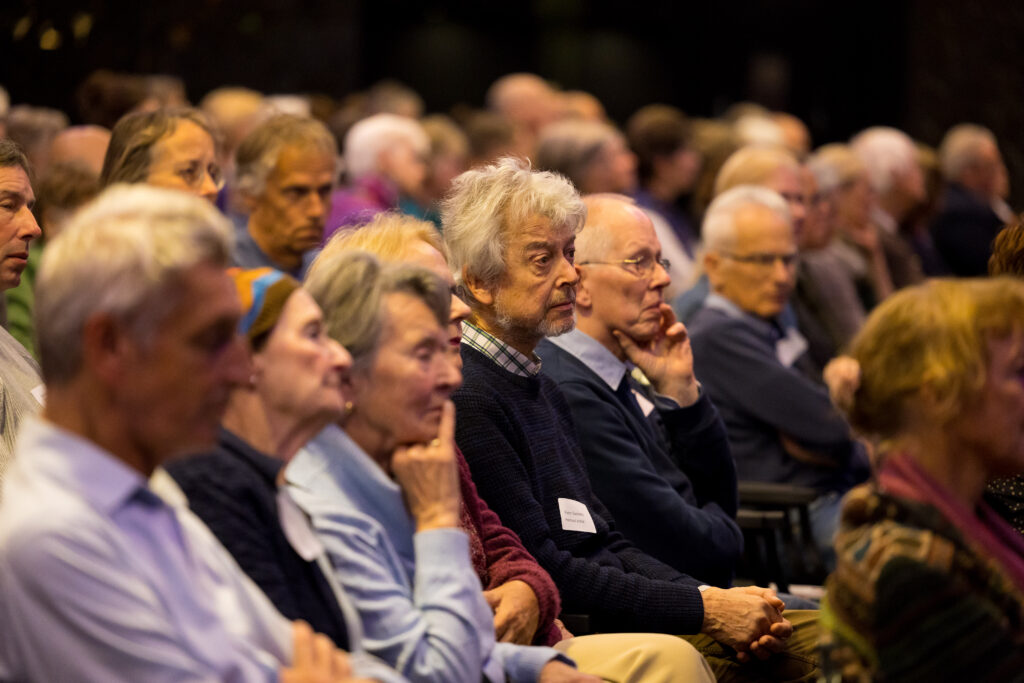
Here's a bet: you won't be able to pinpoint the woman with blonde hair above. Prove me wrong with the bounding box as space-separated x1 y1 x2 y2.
823 277 1024 680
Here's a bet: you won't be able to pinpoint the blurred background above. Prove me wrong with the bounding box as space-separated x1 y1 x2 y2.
3 0 1024 205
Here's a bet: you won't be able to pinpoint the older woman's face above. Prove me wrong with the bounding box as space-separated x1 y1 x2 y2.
380 140 428 198
145 120 221 203
350 291 461 446
254 288 352 425
948 332 1024 477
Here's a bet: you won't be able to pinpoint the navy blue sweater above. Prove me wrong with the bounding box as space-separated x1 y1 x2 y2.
166 429 350 648
537 339 742 587
453 345 704 635
688 306 868 493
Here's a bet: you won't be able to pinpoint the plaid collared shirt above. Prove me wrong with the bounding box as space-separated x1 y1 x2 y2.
460 321 542 377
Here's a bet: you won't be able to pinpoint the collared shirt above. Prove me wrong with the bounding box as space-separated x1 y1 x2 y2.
285 424 566 683
546 328 683 417
0 417 291 682
461 320 542 377
0 325 43 496
704 293 809 368
232 217 320 281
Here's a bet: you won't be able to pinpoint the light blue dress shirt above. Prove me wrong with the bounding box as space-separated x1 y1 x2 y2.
0 417 292 682
285 424 569 683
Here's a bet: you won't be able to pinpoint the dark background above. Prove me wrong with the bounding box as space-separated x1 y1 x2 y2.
5 0 1024 205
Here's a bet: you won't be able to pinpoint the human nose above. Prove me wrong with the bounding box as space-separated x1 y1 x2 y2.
449 292 471 325
650 259 671 289
437 350 463 393
558 252 579 287
328 338 353 373
17 207 41 244
199 172 219 203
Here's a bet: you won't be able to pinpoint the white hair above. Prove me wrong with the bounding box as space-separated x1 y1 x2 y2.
939 123 997 181
849 126 917 195
34 184 233 385
734 114 785 148
441 156 585 304
702 184 791 251
343 113 429 182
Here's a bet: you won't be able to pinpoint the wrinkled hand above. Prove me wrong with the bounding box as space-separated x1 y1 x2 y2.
391 401 461 532
538 661 603 683
613 304 700 407
700 586 792 661
553 618 574 642
279 620 354 683
483 580 541 645
823 355 860 413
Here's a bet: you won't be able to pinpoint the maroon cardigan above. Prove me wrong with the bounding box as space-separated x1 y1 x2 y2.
456 447 563 646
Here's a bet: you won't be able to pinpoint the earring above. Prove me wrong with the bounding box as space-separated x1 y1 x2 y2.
344 401 354 415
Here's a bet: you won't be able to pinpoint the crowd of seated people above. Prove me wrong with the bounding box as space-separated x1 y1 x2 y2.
0 67 1021 682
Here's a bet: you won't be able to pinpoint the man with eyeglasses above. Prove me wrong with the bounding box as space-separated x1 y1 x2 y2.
689 185 869 560
233 114 337 280
447 160 821 683
537 193 743 588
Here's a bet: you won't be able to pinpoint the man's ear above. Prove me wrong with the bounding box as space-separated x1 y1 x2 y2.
80 313 133 386
462 268 495 306
703 251 721 290
575 265 593 309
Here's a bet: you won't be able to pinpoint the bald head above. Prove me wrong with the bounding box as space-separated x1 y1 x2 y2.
577 193 652 263
49 126 111 178
575 193 670 355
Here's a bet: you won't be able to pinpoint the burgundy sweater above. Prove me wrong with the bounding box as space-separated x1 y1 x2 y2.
456 447 562 646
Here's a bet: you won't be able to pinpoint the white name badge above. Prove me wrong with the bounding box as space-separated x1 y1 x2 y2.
632 389 656 417
558 497 596 533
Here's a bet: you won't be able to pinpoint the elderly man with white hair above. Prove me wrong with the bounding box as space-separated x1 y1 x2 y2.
849 126 926 288
930 123 1011 276
447 158 821 683
0 184 358 681
688 185 869 560
326 113 429 239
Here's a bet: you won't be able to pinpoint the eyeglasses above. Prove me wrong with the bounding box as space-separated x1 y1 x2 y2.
578 254 671 279
174 161 225 192
721 251 799 268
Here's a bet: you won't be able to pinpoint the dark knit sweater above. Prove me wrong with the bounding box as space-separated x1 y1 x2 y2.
453 345 704 635
166 429 350 648
537 338 742 587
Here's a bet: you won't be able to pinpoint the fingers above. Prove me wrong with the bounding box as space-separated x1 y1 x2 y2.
291 620 314 669
437 400 456 448
313 631 334 673
770 618 794 640
481 588 501 610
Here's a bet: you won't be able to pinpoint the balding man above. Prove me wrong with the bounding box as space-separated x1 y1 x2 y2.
930 123 1010 276
688 185 868 558
849 126 926 288
537 194 742 586
49 125 111 177
486 73 563 158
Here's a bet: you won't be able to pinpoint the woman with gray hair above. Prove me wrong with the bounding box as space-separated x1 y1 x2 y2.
100 107 223 203
326 113 430 239
285 250 604 683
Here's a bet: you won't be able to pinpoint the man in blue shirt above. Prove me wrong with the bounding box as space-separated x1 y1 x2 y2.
0 185 355 682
